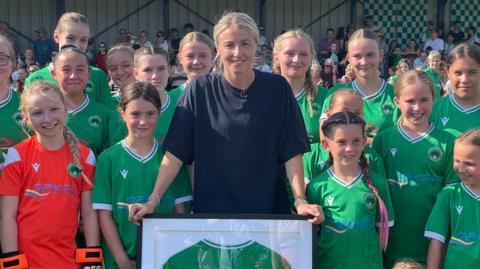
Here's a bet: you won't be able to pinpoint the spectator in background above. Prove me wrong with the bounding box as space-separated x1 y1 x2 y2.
114 28 129 45
320 58 337 88
153 30 172 53
11 63 27 93
258 25 268 49
0 20 19 54
404 39 419 67
183 23 194 35
139 30 153 48
20 48 38 67
328 43 339 65
318 28 339 60
32 27 56 67
86 37 97 65
466 26 480 45
420 20 436 47
424 29 444 54
413 50 428 70
254 53 272 73
447 21 465 44
364 15 383 34
95 41 108 74
202 29 210 37
169 28 181 55
27 63 39 76
443 33 456 57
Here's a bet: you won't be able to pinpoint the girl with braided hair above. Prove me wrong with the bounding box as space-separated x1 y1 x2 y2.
0 81 102 269
372 70 458 267
273 29 327 144
306 111 394 269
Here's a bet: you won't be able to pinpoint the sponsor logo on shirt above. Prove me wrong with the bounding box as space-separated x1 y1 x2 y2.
428 146 443 162
25 183 79 199
67 163 81 178
382 102 395 115
120 169 128 179
32 163 40 172
85 80 94 93
390 148 397 157
456 205 463 215
450 232 479 247
441 117 449 126
364 193 376 210
88 115 102 128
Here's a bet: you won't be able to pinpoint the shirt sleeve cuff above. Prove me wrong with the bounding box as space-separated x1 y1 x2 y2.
424 231 446 243
92 203 112 211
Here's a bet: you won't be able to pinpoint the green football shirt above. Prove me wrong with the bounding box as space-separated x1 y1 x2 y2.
154 91 180 143
163 240 290 269
66 97 125 156
304 143 386 182
424 67 442 101
372 123 458 266
307 168 394 269
431 94 480 137
322 80 399 138
0 88 29 172
169 83 186 98
295 86 328 144
425 183 480 269
25 64 114 108
93 139 192 268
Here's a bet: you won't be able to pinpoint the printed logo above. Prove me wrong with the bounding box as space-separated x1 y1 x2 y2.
441 117 449 126
312 103 322 115
88 115 102 128
450 236 475 246
388 178 409 188
364 193 376 210
428 147 443 162
319 161 327 170
85 80 94 93
25 189 49 199
120 169 128 179
325 225 348 234
326 196 334 206
390 148 397 157
12 112 23 125
365 123 379 137
32 163 40 172
456 205 463 215
382 103 395 115
67 163 81 178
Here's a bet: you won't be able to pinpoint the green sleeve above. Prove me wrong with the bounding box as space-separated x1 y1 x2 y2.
92 152 113 207
90 67 114 108
424 186 453 243
306 180 321 205
443 138 460 185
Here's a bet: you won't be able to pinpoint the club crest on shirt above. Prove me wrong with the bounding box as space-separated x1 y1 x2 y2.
85 80 94 93
32 163 40 172
120 169 128 179
88 115 102 128
364 193 376 210
326 196 334 206
0 137 13 147
390 148 397 157
12 112 23 125
440 117 449 126
312 103 322 115
382 102 395 115
365 123 379 136
428 146 443 162
67 163 81 178
456 205 463 215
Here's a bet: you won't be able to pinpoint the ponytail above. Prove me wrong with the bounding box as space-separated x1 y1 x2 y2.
360 153 389 251
64 127 93 186
305 66 318 117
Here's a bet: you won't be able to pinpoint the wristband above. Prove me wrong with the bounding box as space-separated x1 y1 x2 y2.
76 247 103 264
0 251 28 269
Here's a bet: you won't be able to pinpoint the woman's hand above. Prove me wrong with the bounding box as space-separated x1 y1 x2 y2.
128 202 155 225
296 202 324 224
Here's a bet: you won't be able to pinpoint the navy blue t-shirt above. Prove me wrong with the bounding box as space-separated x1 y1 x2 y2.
164 70 309 214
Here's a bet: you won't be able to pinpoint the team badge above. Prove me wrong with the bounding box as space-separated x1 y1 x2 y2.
12 112 23 125
0 137 13 147
88 115 102 128
428 146 443 162
364 193 376 210
382 102 395 115
85 80 94 93
68 163 81 178
311 103 321 115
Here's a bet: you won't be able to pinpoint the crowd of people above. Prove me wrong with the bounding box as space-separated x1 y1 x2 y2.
0 9 479 269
